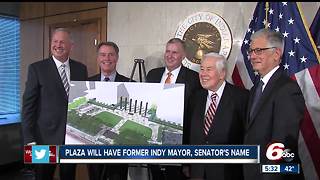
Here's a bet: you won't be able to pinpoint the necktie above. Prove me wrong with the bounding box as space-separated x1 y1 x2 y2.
204 93 218 136
60 64 69 96
165 72 172 84
250 80 264 119
104 77 110 81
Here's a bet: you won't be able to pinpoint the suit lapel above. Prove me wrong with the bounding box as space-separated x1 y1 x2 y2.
176 66 186 83
115 73 120 81
69 59 79 81
207 83 231 136
153 68 165 82
247 68 283 128
246 79 258 126
115 72 126 82
198 90 208 134
48 57 69 100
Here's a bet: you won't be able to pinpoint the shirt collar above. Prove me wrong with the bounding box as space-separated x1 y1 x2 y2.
261 65 279 86
101 71 117 82
208 81 226 102
165 65 181 78
52 55 70 69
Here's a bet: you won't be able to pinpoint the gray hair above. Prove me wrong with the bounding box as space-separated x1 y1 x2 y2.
203 52 227 73
167 38 186 51
52 28 74 43
250 28 284 55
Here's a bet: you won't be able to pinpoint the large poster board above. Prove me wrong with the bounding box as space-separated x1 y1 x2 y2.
65 81 184 145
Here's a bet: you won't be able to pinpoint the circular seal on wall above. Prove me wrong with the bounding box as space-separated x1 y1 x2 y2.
175 12 233 72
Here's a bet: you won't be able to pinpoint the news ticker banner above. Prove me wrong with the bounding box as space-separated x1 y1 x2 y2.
24 145 259 164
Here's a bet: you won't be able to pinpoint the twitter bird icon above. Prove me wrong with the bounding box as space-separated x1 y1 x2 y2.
35 149 46 159
32 146 49 163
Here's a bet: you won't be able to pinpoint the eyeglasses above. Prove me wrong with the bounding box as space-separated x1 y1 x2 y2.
248 47 276 55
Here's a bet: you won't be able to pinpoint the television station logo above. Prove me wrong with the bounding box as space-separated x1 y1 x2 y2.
24 145 58 164
266 142 295 162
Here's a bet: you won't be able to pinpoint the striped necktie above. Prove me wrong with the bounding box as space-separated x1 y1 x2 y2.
204 93 218 136
60 64 70 96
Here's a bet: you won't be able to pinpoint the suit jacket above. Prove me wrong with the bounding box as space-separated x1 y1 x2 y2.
88 72 131 82
189 82 248 180
146 66 202 144
243 68 305 180
22 57 88 145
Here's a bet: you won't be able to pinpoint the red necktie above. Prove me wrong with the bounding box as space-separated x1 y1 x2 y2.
204 93 218 135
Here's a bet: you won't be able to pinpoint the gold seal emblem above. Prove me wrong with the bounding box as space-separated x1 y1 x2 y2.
175 12 232 72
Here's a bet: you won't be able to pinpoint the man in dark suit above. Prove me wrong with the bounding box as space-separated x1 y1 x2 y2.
243 29 305 180
21 28 88 180
188 53 248 180
87 41 130 180
146 38 201 180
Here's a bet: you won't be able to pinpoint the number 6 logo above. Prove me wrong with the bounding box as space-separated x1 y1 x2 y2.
266 143 285 160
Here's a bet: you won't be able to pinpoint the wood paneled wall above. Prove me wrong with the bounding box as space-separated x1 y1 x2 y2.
20 2 107 93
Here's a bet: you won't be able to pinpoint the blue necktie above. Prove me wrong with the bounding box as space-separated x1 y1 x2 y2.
250 80 264 119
